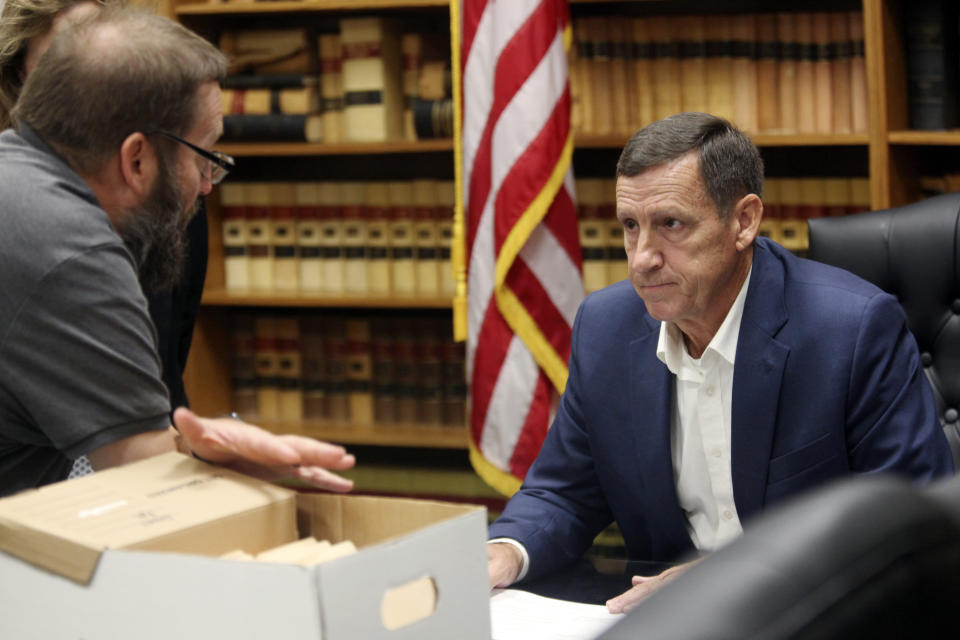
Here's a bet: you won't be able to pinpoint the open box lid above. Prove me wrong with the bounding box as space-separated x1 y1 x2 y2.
0 452 297 584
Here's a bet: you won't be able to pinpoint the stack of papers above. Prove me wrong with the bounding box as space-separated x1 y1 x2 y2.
490 589 621 640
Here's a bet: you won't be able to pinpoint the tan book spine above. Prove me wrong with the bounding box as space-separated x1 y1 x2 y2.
650 16 683 121
603 178 625 287
295 182 324 292
340 181 368 295
279 86 320 115
677 15 709 116
270 182 299 292
631 17 656 127
364 181 392 297
255 315 280 421
756 14 780 133
417 60 447 101
319 33 344 144
848 11 868 134
346 318 374 425
220 182 250 291
577 178 608 293
848 177 871 213
795 13 817 134
324 317 349 422
822 177 850 217
340 17 403 142
436 179 456 298
221 87 319 116
704 16 735 124
607 17 633 136
759 177 782 244
300 315 327 421
230 314 258 419
573 18 595 134
812 12 833 134
221 89 266 116
387 181 417 297
401 33 422 141
371 317 397 422
275 316 303 423
777 177 805 251
246 182 274 291
318 182 345 295
776 13 798 133
730 14 759 133
412 178 440 297
587 17 613 136
830 12 853 134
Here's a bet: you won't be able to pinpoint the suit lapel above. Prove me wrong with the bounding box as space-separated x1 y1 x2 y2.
629 326 694 557
731 241 790 522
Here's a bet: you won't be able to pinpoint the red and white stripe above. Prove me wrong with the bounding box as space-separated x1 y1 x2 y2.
460 0 583 491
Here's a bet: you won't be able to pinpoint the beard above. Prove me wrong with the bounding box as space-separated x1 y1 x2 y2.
118 154 199 294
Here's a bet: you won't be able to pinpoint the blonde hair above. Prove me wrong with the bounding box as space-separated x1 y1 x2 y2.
0 0 117 129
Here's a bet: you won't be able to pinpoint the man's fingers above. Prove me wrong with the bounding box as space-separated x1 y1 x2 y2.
277 435 356 470
295 465 354 492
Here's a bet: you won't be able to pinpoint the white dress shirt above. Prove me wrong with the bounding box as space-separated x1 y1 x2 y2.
492 268 754 579
656 267 752 552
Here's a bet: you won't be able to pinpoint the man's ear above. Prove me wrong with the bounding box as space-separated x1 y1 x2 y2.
733 193 763 251
118 132 157 198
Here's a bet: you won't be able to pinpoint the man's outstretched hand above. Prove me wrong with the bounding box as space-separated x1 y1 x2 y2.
605 561 695 614
173 407 355 492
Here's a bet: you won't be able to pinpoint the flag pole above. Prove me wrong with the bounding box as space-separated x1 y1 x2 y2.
449 0 467 343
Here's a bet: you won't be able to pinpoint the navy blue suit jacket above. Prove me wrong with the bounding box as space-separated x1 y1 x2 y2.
488 238 954 581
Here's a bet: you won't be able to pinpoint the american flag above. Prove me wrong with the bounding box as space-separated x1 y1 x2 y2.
454 0 583 495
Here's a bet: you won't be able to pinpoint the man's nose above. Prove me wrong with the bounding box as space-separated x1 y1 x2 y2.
628 228 663 272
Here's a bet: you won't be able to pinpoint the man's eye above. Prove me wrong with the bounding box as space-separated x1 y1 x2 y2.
663 218 682 229
621 219 637 231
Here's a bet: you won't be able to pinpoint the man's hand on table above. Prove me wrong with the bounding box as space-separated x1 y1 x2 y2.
605 560 695 614
173 407 356 492
488 541 523 589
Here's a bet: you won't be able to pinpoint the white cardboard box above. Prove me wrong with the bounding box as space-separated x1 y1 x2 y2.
0 453 491 639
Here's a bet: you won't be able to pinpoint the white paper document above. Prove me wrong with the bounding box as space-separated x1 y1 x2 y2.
489 588 621 640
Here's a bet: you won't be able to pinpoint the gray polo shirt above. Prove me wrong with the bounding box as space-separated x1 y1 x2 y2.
0 126 170 496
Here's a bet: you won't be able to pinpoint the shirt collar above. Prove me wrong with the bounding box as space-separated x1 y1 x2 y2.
657 265 753 374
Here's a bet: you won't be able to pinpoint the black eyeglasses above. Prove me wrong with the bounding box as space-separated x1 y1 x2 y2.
147 129 234 185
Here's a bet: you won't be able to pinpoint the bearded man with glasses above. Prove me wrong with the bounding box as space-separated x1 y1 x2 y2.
0 7 356 496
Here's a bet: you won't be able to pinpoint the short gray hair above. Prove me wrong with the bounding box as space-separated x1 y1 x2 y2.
13 7 226 173
616 112 764 219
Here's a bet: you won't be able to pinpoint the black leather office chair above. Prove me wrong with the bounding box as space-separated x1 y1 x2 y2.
598 473 960 639
807 193 960 468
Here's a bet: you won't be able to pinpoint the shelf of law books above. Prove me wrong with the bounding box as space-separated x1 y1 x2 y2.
172 10 453 149
566 10 869 141
209 179 457 304
227 310 469 449
173 0 958 454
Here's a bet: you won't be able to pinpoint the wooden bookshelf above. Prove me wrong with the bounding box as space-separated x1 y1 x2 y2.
176 0 450 16
201 289 453 309
180 0 942 450
576 133 870 149
218 139 452 157
888 131 960 146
